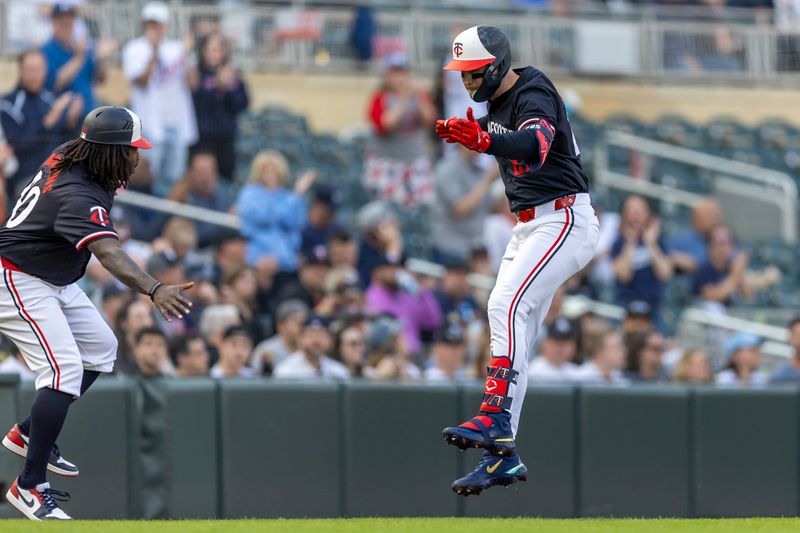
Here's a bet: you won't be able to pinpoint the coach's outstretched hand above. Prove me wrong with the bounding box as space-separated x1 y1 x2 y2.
436 107 491 153
152 282 194 322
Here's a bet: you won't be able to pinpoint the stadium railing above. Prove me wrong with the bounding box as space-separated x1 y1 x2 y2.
1 0 798 85
594 130 798 243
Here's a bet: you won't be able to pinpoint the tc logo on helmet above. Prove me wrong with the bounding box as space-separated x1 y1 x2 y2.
453 42 463 57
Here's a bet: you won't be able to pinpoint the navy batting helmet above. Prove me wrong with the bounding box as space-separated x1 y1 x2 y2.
80 106 152 149
444 26 512 103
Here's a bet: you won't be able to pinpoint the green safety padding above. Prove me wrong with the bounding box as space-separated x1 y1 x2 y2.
218 381 341 518
162 379 219 519
693 388 799 517
342 382 460 517
0 374 20 519
462 385 577 518
579 386 690 518
17 378 136 519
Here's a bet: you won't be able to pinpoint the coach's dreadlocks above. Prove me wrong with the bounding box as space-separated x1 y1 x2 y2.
52 138 135 193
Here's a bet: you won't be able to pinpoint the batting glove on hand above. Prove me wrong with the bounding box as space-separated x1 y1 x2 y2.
445 107 492 153
435 116 458 138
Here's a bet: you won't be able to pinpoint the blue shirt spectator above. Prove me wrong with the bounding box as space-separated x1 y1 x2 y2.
433 262 480 327
669 198 722 273
301 185 344 258
237 151 311 273
611 196 673 314
40 4 113 117
691 225 750 307
190 33 249 180
0 49 82 197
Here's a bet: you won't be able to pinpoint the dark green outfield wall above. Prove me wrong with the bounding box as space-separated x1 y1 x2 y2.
0 376 798 519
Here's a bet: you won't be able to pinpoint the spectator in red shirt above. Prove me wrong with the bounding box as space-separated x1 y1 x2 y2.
364 53 436 208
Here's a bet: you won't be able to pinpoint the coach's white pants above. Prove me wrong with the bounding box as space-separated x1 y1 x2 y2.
487 195 599 435
0 268 117 398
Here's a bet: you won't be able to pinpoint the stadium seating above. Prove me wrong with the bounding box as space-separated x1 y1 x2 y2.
233 105 800 310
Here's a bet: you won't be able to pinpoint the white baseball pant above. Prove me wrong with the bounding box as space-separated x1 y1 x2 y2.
481 193 599 435
0 265 117 398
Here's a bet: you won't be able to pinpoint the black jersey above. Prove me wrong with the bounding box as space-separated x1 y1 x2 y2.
0 142 118 285
484 66 589 212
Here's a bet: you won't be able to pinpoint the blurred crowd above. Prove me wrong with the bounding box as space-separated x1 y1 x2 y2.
0 1 793 389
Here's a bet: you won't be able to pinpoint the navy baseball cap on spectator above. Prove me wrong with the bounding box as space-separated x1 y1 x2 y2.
312 184 342 210
625 300 653 318
548 317 576 341
51 3 77 18
304 314 330 330
302 247 330 267
442 258 470 272
222 324 252 342
724 333 762 360
434 322 465 345
371 254 402 270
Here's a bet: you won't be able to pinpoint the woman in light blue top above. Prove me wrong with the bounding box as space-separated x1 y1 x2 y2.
237 151 316 273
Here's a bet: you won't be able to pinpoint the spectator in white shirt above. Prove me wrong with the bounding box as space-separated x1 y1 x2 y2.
424 322 468 383
250 299 309 375
573 329 629 386
209 325 257 379
273 315 350 380
122 1 198 196
529 317 578 383
715 332 767 388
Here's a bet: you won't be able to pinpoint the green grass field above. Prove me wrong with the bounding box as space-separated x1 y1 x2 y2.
3 518 800 532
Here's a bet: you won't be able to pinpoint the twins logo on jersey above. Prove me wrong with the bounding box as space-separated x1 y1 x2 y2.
89 206 110 227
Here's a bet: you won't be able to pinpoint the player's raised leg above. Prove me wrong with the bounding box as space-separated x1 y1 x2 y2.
445 204 598 494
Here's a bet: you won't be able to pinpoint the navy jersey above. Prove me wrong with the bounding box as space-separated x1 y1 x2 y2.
483 66 588 212
0 142 118 285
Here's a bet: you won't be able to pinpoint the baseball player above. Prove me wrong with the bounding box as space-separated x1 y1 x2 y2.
0 106 193 520
436 26 600 496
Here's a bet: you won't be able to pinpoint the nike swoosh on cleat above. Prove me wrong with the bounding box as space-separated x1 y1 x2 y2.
19 491 36 509
486 459 503 474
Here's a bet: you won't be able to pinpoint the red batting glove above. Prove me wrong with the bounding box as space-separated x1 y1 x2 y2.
446 107 491 153
435 116 458 139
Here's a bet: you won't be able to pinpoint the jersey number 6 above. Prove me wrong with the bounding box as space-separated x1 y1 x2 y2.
6 171 44 229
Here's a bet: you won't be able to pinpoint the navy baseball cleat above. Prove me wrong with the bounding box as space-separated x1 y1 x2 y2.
442 412 516 456
452 451 527 497
6 478 71 520
2 424 79 477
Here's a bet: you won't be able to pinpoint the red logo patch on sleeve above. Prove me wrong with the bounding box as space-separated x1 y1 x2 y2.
89 206 111 227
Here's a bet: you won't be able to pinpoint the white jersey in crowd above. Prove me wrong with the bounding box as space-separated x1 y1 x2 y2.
273 351 350 380
122 36 198 145
209 364 257 379
528 356 578 383
571 361 629 386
